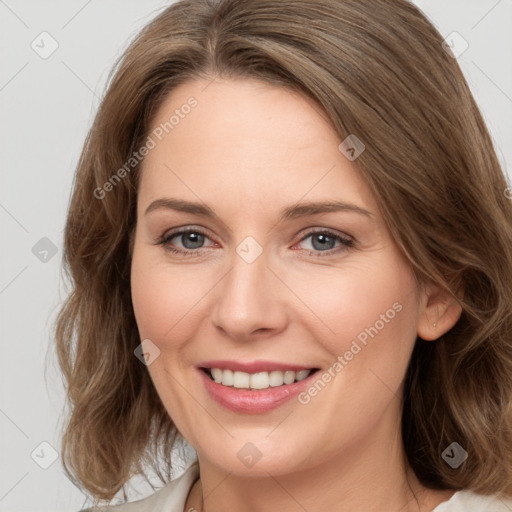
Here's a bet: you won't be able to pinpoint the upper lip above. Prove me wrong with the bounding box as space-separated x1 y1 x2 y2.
198 360 317 373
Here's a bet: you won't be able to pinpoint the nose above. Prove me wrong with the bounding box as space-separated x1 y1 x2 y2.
210 245 289 342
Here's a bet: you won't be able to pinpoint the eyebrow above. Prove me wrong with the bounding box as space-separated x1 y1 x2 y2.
144 197 374 222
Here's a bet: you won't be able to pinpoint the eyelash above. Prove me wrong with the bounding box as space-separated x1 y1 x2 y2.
156 227 354 258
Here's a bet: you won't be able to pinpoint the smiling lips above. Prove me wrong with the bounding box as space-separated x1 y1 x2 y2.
197 360 320 413
198 359 318 389
207 367 314 389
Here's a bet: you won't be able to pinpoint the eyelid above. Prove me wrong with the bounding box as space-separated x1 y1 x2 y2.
156 225 355 257
294 227 354 256
297 227 352 243
159 226 217 248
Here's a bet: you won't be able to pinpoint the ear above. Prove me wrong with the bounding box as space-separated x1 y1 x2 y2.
417 279 463 341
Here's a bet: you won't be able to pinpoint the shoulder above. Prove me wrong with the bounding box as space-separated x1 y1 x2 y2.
433 489 512 511
78 461 199 512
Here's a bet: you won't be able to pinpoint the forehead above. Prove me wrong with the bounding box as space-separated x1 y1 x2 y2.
137 77 376 217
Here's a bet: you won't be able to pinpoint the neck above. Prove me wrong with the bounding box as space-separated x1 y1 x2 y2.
186 412 453 512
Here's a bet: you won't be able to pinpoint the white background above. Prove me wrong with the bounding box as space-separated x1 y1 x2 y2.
1 1 511 511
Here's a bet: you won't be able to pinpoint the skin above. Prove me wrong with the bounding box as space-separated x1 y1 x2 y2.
130 77 462 512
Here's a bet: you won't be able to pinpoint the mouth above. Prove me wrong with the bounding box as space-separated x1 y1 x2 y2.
200 367 320 391
197 362 322 414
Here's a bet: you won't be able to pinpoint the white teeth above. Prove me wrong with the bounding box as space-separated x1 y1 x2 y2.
222 369 234 386
285 370 298 384
269 371 284 387
296 369 311 381
233 371 250 388
211 368 224 384
207 368 313 390
250 372 269 390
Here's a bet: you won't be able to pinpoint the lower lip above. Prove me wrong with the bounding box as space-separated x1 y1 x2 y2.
198 368 318 414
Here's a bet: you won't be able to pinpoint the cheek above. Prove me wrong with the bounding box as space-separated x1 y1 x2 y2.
130 248 214 346
322 265 420 402
284 260 418 360
296 264 418 434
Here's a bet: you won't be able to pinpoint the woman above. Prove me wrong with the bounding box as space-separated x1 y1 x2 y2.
55 0 512 510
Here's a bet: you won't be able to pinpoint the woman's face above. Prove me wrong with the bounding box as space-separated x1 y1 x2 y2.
131 77 434 477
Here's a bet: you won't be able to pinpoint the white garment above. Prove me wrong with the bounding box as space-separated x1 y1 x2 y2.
80 462 199 512
433 488 512 511
81 461 512 511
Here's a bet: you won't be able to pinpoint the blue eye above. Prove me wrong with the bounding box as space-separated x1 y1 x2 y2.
158 228 214 256
156 227 354 258
296 229 354 257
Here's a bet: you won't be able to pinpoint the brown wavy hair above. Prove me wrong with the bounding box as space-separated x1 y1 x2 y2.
54 0 512 505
